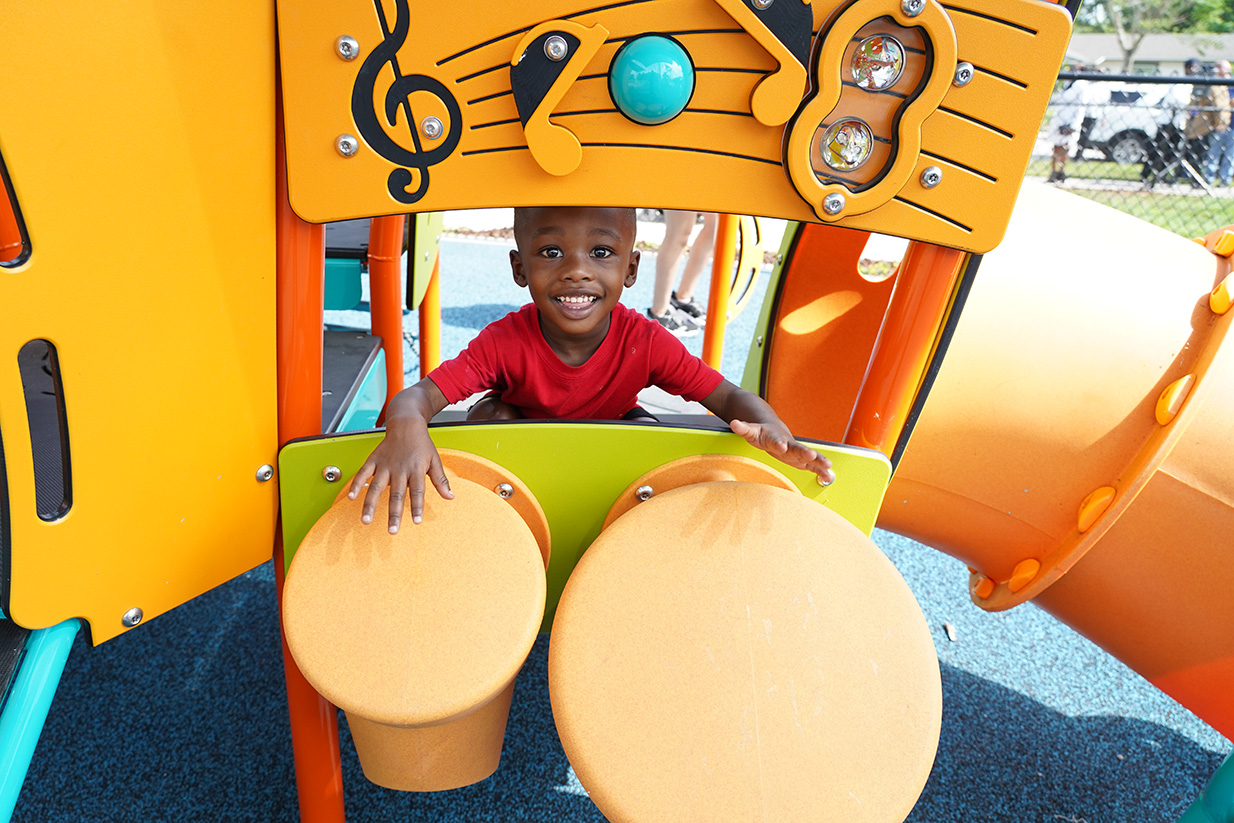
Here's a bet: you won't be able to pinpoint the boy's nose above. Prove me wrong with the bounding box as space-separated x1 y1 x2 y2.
561 254 594 280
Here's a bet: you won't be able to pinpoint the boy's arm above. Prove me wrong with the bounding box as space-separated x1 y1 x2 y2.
700 380 836 485
347 378 453 533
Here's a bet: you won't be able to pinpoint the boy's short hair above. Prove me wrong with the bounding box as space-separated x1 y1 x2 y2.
512 206 638 247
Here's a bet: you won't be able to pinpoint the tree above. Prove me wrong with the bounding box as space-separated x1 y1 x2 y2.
1078 0 1232 70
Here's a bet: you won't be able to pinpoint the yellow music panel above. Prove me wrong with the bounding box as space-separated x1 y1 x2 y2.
278 0 1071 252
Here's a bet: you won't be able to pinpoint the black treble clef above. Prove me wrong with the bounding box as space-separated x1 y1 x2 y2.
350 0 463 204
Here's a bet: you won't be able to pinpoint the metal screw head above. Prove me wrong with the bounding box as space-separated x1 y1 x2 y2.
544 35 569 61
495 483 514 499
752 0 774 8
822 193 846 215
122 608 143 628
920 166 943 188
421 116 443 140
636 485 655 501
323 466 341 482
256 464 275 482
335 134 359 157
335 36 359 61
953 62 974 87
901 0 925 16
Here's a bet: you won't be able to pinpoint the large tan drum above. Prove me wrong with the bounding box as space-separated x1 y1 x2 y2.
282 459 547 791
550 476 941 822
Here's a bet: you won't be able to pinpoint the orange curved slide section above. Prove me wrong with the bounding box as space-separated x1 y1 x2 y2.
880 183 1234 739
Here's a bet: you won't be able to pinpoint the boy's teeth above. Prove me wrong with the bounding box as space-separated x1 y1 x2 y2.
559 295 595 304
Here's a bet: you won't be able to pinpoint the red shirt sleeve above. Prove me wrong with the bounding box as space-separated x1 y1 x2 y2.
426 319 507 404
643 318 725 402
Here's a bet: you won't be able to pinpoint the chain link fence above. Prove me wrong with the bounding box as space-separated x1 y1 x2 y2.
1034 71 1234 238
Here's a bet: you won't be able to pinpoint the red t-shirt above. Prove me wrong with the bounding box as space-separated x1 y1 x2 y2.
428 303 724 419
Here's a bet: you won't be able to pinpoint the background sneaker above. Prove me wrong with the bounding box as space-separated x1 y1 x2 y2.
647 308 700 337
671 291 707 322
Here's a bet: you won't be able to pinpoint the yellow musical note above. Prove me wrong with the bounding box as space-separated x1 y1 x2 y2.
510 20 609 176
713 0 812 127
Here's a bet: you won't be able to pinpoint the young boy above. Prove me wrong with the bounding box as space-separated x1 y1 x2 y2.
349 206 834 533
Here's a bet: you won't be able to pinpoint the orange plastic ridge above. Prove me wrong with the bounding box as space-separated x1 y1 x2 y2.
968 294 1234 611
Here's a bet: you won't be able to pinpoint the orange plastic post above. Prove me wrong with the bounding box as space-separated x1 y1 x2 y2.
419 252 442 375
368 215 406 409
843 242 966 456
275 91 345 823
701 213 738 370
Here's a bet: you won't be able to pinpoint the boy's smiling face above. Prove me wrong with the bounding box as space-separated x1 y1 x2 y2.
510 206 640 363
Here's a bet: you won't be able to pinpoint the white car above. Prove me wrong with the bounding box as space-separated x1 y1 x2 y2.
1076 81 1188 164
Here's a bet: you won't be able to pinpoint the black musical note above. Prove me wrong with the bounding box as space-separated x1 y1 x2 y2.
350 0 463 204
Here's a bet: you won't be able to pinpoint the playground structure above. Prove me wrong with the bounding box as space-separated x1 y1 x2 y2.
2 1 1233 822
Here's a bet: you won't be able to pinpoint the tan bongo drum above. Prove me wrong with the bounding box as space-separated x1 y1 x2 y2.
283 457 547 791
549 470 941 822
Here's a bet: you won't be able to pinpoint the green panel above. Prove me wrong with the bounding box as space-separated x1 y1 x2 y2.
741 222 800 394
324 257 363 310
408 212 444 310
278 422 891 631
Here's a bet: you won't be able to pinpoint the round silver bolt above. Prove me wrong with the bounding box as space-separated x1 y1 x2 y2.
496 483 514 499
335 36 359 61
636 485 655 501
901 0 925 16
752 0 774 8
545 35 569 61
421 116 443 140
256 464 275 482
122 607 143 628
323 466 341 482
953 62 974 87
920 166 943 188
822 192 846 215
336 134 359 157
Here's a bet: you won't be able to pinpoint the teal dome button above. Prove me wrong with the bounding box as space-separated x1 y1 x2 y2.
608 36 694 125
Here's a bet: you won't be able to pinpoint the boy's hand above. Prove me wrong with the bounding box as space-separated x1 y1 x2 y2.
348 379 453 533
729 419 835 486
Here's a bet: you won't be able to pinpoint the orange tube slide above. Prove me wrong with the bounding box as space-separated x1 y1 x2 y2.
879 182 1234 739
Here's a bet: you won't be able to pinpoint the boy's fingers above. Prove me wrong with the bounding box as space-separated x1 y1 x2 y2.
408 476 427 527
428 460 454 500
361 471 389 524
387 476 407 534
348 462 374 500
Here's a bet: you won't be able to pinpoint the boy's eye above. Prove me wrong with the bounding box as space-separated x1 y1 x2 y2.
540 246 563 258
592 247 614 258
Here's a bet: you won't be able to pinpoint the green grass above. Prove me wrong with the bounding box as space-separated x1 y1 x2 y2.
1025 157 1232 238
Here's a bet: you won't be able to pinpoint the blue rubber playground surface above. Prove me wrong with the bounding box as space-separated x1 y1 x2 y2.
14 227 1231 822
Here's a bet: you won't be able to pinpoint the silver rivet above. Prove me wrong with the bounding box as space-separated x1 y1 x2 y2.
636 485 654 501
323 466 341 482
752 0 774 8
335 36 359 61
122 608 143 628
496 483 514 499
921 166 943 188
756 336 764 346
421 116 443 140
336 135 359 157
901 0 925 16
545 35 569 61
953 62 974 86
822 193 846 215
256 464 275 482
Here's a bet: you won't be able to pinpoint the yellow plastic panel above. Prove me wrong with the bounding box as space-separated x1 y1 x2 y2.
0 4 278 642
277 0 1072 253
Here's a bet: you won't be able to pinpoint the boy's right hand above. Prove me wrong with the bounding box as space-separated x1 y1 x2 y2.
348 380 454 533
348 415 454 534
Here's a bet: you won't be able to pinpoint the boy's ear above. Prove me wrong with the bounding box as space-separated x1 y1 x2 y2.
510 250 528 288
624 249 640 288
